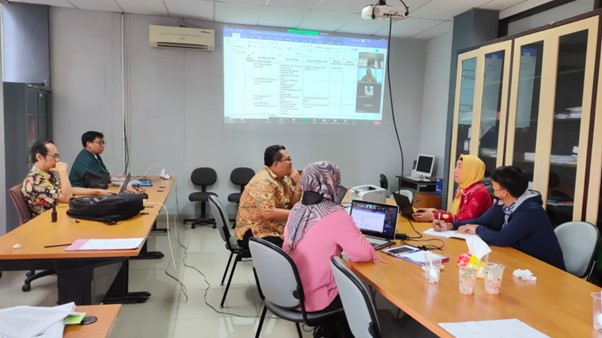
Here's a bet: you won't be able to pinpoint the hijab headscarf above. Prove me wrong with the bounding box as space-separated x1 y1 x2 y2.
286 161 342 252
451 155 486 214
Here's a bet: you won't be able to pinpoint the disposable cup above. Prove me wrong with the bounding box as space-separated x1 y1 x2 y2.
484 263 505 295
458 266 477 295
424 254 441 284
592 292 602 331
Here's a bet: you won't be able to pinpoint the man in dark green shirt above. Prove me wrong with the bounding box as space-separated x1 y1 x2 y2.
69 131 110 187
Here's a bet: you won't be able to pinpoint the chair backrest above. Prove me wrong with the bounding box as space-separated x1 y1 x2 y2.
208 195 233 246
554 221 599 279
379 174 388 190
330 256 381 338
190 167 217 188
8 184 33 225
230 167 255 188
249 238 304 310
398 189 413 204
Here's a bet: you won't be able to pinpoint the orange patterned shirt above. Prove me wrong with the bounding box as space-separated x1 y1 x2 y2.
235 167 294 240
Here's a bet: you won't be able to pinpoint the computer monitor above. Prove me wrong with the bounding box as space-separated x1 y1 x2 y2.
414 154 435 178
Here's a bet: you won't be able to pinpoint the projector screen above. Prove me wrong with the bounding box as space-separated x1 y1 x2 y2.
223 26 389 125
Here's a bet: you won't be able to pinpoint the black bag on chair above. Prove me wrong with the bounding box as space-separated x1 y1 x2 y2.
83 171 111 189
67 194 147 225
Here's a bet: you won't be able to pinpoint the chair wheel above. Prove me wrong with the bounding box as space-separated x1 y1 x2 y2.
22 284 31 292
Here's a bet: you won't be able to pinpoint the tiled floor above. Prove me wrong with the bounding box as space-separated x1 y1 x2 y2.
0 222 316 337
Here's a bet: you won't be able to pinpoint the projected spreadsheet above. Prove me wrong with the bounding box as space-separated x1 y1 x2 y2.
224 27 388 124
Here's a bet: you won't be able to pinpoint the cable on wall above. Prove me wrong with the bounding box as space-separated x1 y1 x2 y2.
384 17 406 181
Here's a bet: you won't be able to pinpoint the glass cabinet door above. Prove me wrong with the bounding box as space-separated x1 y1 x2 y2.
448 54 478 206
475 42 512 178
507 16 598 224
448 42 512 208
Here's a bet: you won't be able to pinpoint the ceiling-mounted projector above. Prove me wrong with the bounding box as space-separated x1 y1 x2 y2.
361 4 407 21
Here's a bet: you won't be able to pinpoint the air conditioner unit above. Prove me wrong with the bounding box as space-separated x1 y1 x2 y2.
149 25 215 51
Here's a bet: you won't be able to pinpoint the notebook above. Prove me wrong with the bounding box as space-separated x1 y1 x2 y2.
392 192 415 219
118 173 132 194
350 200 398 249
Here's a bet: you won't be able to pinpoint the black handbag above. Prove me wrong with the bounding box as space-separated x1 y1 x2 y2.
67 193 147 225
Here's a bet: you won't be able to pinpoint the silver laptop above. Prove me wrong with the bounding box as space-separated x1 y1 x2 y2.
350 200 399 249
118 173 132 194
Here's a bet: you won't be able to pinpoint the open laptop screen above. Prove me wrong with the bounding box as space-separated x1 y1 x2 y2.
118 173 132 194
350 200 398 240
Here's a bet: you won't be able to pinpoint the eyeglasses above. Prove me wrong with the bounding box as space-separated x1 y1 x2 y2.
280 157 292 162
93 140 106 145
46 153 60 161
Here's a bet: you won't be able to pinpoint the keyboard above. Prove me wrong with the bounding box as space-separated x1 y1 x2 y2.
406 176 432 182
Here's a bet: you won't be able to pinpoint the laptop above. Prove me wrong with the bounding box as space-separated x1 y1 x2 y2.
118 173 132 194
350 200 398 249
392 192 415 219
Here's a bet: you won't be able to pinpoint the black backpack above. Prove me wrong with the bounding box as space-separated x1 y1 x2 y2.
67 193 147 225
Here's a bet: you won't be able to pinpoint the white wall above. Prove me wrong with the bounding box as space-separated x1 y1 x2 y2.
50 8 432 218
419 31 453 179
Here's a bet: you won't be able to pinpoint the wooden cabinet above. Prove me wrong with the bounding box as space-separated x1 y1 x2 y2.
450 12 601 226
412 192 442 209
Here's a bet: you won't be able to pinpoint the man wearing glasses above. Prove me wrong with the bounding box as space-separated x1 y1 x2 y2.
22 140 114 217
69 131 110 187
235 145 302 249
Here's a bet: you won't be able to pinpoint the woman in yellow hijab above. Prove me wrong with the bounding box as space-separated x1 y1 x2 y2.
413 155 492 223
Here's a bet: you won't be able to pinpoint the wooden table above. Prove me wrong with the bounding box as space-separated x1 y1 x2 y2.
64 304 121 338
348 216 602 337
0 177 173 305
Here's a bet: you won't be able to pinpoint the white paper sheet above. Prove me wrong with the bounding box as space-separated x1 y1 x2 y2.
0 302 74 338
79 238 144 250
423 228 474 240
439 318 549 338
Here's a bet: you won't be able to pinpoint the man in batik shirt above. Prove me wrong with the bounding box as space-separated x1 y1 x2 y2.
235 145 301 249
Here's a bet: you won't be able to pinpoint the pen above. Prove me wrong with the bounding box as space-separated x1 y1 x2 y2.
44 243 72 248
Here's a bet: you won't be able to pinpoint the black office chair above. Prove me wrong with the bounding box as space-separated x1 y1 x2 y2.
227 167 255 227
7 184 56 291
183 167 218 229
208 195 252 308
379 174 388 190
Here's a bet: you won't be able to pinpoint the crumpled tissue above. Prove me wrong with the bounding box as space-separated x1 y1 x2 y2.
513 269 537 281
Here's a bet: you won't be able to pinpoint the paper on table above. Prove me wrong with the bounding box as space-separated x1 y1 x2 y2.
66 238 144 251
439 318 549 338
423 228 474 240
466 236 491 260
397 250 449 266
0 302 74 338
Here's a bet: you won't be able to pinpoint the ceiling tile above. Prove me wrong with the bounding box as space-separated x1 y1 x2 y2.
216 0 267 5
316 0 366 13
267 0 321 10
115 0 167 16
257 7 310 28
477 0 531 11
69 0 123 12
165 0 214 21
337 16 389 36
20 0 74 7
412 0 486 20
215 2 264 25
373 17 445 38
411 20 453 39
297 10 356 32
